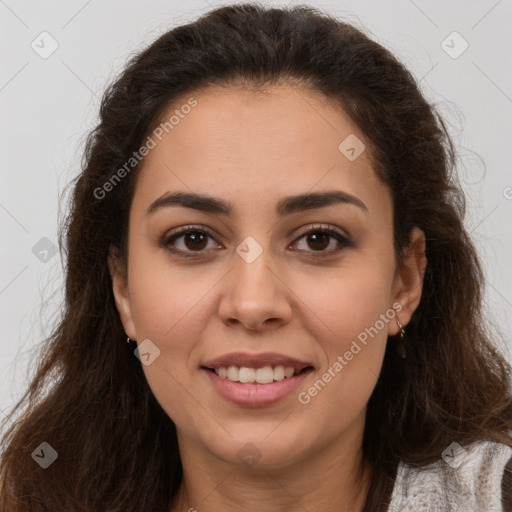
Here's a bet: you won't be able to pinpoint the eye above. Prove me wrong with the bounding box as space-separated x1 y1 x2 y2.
290 224 351 255
161 225 221 257
161 223 351 258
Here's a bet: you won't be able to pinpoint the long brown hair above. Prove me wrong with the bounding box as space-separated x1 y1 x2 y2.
1 3 511 511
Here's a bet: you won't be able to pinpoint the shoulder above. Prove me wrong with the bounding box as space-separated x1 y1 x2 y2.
387 439 512 512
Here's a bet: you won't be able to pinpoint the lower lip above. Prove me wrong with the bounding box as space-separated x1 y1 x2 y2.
202 368 313 407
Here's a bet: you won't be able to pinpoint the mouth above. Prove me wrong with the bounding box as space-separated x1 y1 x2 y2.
202 365 314 384
202 351 314 375
202 365 314 407
200 352 315 407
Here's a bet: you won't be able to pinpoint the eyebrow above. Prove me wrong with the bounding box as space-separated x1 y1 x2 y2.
146 190 368 217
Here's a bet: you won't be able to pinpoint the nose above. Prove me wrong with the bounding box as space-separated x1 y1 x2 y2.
217 244 293 332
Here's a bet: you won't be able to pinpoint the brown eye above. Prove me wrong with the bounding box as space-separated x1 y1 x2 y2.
182 231 208 251
292 226 349 255
304 231 330 251
161 224 350 259
162 227 220 256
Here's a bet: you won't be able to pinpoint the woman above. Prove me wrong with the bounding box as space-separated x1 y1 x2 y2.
1 3 511 511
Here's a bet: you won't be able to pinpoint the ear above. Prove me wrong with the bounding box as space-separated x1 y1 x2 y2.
108 245 137 339
388 227 427 335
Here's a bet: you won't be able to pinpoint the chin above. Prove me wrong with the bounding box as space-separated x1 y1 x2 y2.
201 422 312 470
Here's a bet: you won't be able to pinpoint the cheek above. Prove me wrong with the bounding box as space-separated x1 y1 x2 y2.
126 259 214 424
127 243 214 345
298 256 395 347
291 256 394 411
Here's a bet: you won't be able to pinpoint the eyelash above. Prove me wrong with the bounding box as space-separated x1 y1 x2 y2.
160 224 352 259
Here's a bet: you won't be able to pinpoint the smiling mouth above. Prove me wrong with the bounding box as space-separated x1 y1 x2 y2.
202 365 314 384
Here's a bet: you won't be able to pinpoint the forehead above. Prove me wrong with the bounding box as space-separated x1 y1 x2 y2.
151 83 361 157
132 83 391 221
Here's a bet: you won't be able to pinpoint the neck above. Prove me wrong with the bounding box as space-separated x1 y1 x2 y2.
169 427 372 512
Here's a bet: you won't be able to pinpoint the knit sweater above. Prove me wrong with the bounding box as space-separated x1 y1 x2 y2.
387 440 512 511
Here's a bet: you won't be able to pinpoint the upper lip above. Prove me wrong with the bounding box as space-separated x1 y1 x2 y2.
202 352 314 371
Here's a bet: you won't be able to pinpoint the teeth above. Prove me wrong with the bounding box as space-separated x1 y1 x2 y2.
273 365 285 381
214 365 302 384
255 366 273 384
239 367 256 383
227 365 239 381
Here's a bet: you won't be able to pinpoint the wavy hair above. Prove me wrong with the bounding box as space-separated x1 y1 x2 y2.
1 3 511 511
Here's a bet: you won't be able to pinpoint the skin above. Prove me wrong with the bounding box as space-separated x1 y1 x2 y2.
109 82 427 512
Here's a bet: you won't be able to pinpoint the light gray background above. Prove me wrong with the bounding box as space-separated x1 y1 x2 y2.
1 0 511 424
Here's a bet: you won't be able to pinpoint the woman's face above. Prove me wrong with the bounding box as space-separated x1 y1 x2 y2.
110 83 425 470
